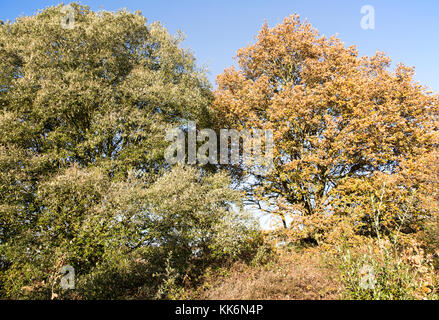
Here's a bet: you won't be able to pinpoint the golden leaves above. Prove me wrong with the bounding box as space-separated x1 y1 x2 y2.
213 13 439 237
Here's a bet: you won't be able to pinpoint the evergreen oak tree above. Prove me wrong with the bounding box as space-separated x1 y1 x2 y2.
0 4 260 299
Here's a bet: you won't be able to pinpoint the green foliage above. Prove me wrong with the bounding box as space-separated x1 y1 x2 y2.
338 240 438 300
0 4 260 299
250 243 275 267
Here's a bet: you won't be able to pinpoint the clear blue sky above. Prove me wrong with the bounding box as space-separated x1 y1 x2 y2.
1 0 438 92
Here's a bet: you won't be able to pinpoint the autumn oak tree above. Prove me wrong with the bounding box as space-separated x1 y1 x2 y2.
213 15 439 240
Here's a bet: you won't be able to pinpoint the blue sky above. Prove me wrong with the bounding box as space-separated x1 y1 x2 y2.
1 1 438 92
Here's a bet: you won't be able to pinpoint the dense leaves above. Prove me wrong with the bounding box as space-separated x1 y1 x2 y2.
0 5 259 299
213 14 439 239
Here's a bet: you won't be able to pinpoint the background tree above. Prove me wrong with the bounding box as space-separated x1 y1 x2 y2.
0 4 259 299
213 14 439 239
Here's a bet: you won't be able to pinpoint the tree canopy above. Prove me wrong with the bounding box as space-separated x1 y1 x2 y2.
0 4 259 299
213 14 439 239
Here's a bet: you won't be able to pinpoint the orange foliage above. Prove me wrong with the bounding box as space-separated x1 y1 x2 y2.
213 14 439 239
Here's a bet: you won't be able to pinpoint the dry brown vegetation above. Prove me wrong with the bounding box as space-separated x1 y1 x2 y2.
184 226 439 300
190 243 343 300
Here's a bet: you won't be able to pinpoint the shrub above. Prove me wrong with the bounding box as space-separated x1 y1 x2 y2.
338 238 438 300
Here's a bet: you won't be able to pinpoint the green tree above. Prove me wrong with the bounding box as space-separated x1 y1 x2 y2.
0 4 259 299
